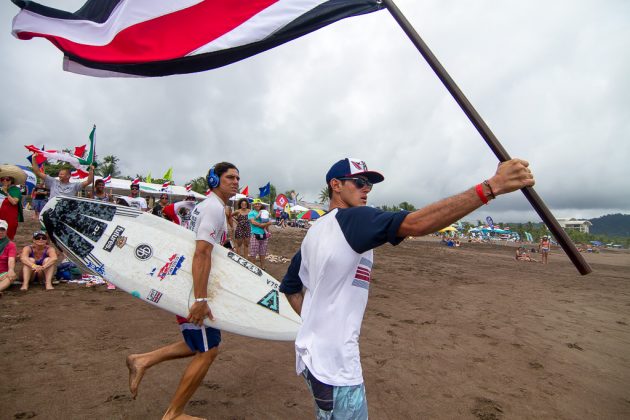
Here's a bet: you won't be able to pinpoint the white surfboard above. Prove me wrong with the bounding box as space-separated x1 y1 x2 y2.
40 196 301 341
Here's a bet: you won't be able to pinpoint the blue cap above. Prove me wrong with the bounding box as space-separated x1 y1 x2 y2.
326 158 384 185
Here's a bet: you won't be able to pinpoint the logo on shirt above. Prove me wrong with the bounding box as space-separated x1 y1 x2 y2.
103 225 125 252
134 244 153 261
351 257 372 290
257 289 279 313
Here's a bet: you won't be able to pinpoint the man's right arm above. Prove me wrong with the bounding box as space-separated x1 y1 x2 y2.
398 159 535 237
31 159 47 181
280 250 304 316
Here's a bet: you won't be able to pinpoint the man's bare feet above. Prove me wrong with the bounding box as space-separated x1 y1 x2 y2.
126 354 147 399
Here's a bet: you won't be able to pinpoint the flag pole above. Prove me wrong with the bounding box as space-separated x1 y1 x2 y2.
381 0 591 275
91 124 96 197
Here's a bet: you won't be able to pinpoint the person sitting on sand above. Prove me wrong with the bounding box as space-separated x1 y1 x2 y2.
515 246 535 262
20 230 58 290
0 219 18 296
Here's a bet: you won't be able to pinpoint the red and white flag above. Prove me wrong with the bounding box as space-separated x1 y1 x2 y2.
205 189 212 196
185 184 192 192
102 175 112 184
11 0 384 77
240 186 249 197
131 177 140 185
71 169 89 179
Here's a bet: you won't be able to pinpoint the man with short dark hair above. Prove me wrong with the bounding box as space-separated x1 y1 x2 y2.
32 162 94 199
126 162 240 420
280 157 535 419
90 179 112 202
126 183 148 211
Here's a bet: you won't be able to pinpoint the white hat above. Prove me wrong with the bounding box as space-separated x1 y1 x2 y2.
0 219 8 230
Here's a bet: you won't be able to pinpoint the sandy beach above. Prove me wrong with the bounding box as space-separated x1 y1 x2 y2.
1 215 629 419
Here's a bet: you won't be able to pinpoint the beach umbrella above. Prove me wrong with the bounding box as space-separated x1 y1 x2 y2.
438 226 457 233
297 209 325 220
289 204 309 212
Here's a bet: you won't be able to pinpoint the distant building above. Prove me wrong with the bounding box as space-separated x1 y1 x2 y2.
557 218 592 234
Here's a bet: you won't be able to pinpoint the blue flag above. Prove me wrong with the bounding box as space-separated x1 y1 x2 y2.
259 182 271 198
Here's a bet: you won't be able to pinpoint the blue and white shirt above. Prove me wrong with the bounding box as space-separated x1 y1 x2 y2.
280 206 409 386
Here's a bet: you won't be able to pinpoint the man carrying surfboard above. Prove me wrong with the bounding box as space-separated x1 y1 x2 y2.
280 157 535 419
126 162 240 420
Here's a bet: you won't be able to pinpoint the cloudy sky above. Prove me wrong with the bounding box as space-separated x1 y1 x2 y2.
2 0 628 222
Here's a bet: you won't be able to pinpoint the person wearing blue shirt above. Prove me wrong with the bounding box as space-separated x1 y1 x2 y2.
280 157 535 419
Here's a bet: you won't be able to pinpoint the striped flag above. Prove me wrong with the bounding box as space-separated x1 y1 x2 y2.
11 0 384 77
131 177 140 185
102 175 112 184
71 169 89 179
185 184 192 192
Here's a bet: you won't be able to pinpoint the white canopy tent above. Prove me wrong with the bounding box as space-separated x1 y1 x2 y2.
71 177 207 200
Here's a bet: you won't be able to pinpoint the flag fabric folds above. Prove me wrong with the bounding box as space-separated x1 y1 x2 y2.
259 182 271 198
11 0 384 77
25 126 95 171
162 167 173 181
102 175 112 184
240 186 249 197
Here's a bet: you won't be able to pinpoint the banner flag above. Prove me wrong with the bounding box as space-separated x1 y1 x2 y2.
275 194 288 208
11 0 384 77
259 182 270 198
24 125 95 170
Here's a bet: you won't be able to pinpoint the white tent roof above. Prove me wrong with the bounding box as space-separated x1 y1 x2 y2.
72 177 207 200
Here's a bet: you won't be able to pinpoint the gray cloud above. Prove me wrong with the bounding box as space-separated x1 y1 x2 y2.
1 0 628 222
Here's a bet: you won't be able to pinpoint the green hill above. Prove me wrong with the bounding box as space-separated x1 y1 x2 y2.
589 214 630 237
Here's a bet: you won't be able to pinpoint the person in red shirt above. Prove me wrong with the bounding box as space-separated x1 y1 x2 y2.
0 219 18 296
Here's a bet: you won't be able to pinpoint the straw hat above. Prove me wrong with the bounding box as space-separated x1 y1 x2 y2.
0 164 27 185
252 198 267 206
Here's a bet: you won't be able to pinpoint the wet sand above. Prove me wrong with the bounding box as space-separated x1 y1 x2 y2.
1 215 629 419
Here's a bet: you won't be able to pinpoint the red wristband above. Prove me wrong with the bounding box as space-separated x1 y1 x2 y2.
475 183 488 205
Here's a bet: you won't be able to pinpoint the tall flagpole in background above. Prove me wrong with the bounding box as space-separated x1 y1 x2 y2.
381 0 591 275
91 124 96 197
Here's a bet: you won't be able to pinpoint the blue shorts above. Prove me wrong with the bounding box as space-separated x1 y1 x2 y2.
32 199 48 212
302 368 368 420
179 323 221 353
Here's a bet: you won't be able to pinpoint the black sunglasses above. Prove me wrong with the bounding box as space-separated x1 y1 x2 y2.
337 177 373 190
34 235 48 240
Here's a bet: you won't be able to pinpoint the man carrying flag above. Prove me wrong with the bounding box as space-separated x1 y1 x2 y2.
32 160 93 199
280 157 534 418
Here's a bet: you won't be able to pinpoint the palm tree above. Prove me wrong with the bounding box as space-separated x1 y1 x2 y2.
318 187 330 204
187 176 208 194
97 155 121 177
